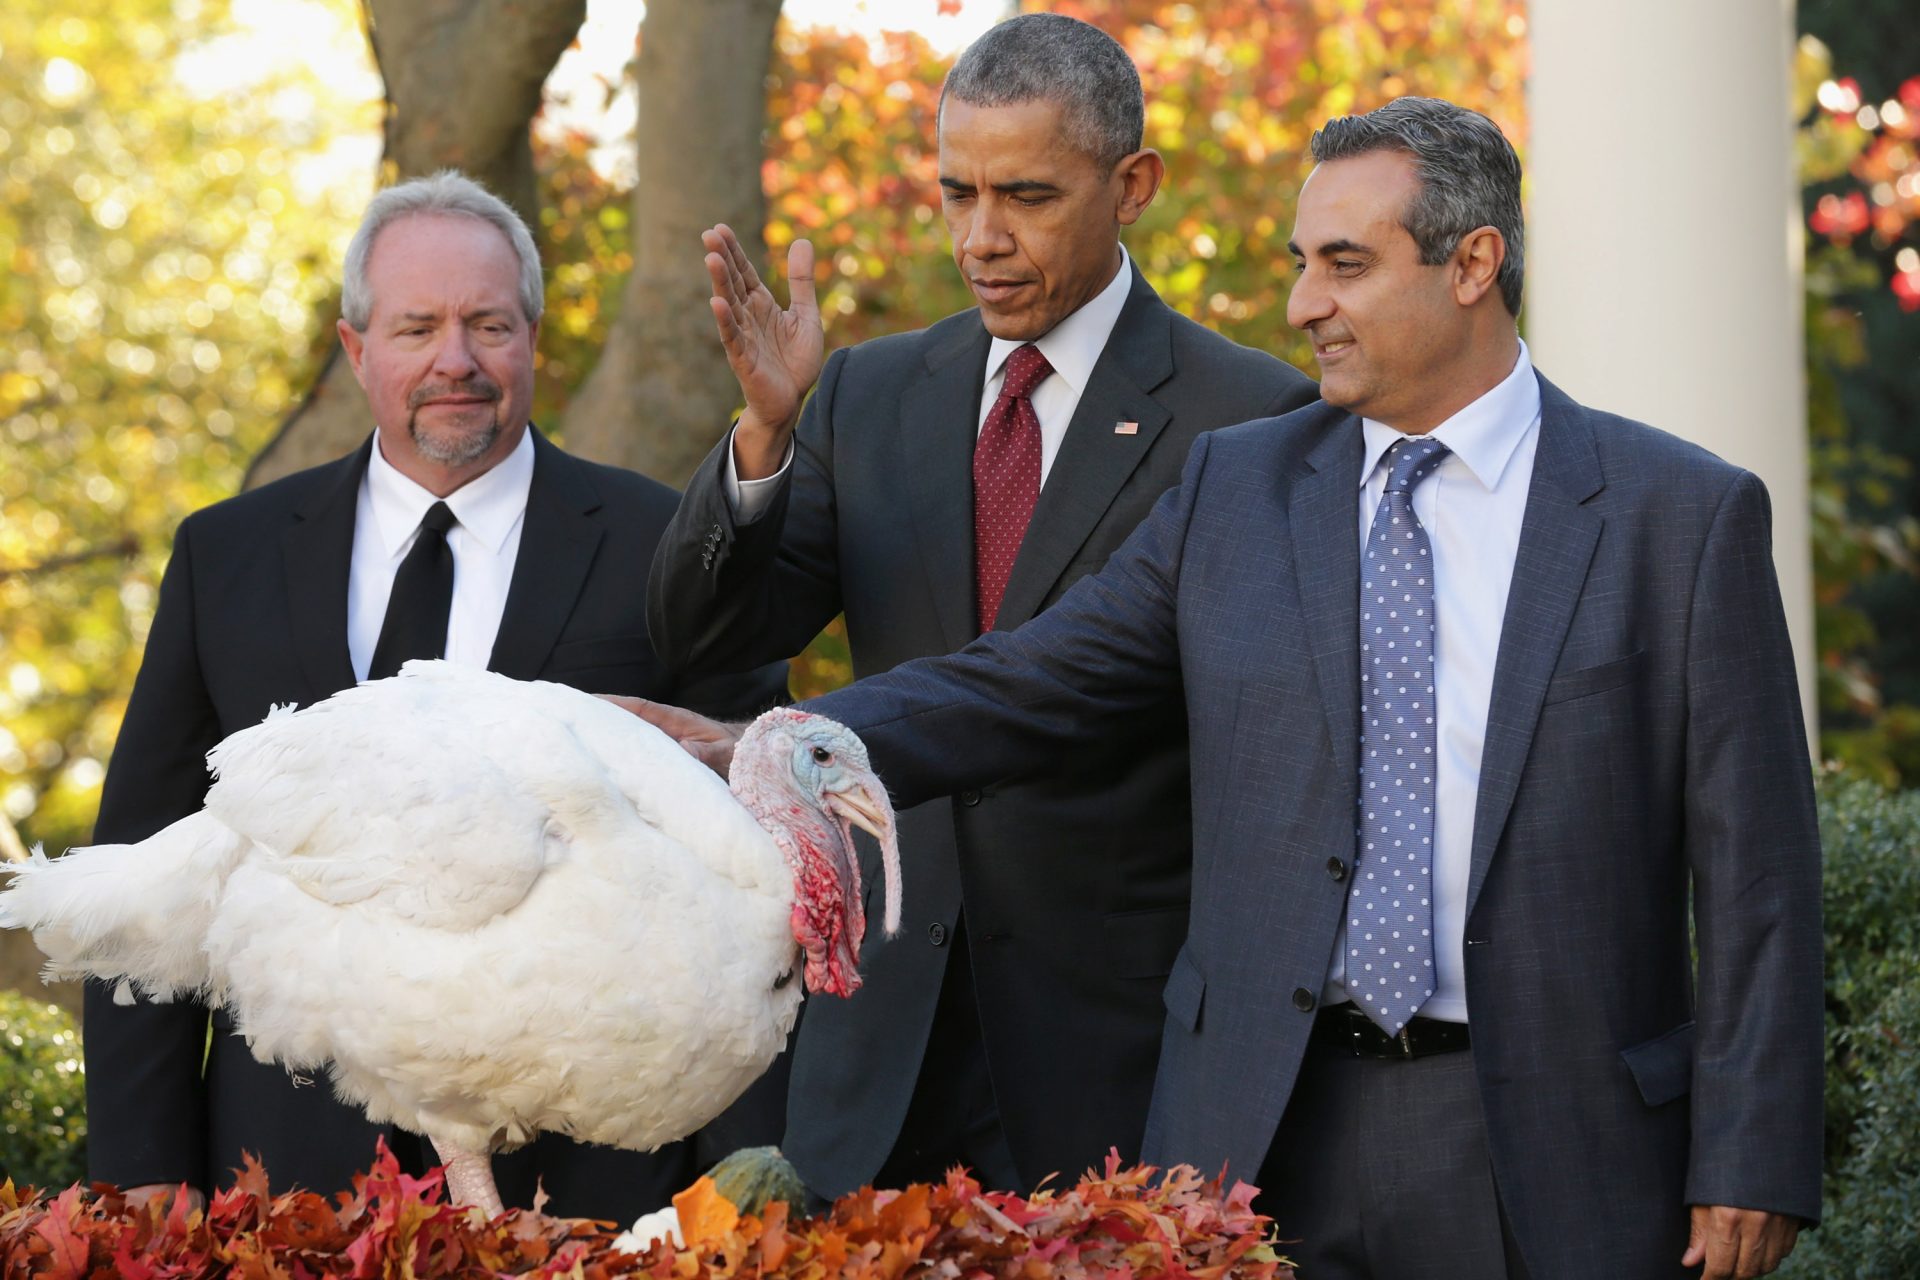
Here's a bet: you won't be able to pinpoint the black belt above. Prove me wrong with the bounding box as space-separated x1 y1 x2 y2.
1312 1003 1471 1059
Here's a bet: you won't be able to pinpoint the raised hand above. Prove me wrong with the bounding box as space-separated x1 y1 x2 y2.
703 224 820 480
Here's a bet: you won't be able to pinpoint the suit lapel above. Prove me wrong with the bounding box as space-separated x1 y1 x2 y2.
900 319 993 653
996 269 1175 629
1465 377 1605 918
489 430 605 679
1293 419 1366 816
282 440 369 700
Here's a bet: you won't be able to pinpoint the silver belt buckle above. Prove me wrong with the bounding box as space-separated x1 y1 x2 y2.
1348 1015 1369 1054
1396 1024 1415 1058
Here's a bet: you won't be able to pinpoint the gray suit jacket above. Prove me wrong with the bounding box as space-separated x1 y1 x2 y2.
805 377 1824 1279
649 267 1318 1195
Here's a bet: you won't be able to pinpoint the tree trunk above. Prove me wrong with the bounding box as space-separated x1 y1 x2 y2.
244 0 587 490
559 0 784 487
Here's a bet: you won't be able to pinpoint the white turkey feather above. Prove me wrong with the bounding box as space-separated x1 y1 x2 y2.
0 660 904 1175
1 813 249 1002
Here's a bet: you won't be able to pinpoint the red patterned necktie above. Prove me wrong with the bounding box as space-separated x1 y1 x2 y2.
973 343 1054 633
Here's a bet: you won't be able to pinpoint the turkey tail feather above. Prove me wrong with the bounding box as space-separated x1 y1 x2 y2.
0 812 248 1003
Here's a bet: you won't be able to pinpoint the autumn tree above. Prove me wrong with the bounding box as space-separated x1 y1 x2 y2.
243 0 588 486
0 0 375 1003
248 0 784 489
1797 30 1920 781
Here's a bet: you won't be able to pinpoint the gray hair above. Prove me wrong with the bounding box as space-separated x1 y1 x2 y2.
1310 97 1525 315
340 170 544 332
939 13 1143 171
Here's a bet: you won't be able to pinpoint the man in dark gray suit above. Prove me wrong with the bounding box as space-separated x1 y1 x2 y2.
648 13 1316 1199
637 99 1821 1280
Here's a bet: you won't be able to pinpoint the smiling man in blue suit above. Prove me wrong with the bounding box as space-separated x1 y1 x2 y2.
629 97 1822 1280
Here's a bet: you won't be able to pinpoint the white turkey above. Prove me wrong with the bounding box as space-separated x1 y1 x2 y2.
0 659 900 1216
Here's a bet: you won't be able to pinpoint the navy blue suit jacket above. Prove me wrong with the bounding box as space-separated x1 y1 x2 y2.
807 376 1823 1279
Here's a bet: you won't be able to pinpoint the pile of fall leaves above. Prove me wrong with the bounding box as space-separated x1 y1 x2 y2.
0 1143 1292 1280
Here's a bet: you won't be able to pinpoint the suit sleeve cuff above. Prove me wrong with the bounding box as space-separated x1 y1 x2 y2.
723 426 794 524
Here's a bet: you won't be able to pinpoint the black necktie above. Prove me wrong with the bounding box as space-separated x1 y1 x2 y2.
367 501 456 680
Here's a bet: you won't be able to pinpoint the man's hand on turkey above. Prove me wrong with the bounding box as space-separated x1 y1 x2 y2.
599 695 744 778
703 223 820 480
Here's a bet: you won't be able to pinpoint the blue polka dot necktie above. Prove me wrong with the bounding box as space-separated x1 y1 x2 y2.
1349 436 1450 1034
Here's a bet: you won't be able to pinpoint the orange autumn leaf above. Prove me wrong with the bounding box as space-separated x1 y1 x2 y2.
756 1199 794 1270
672 1176 741 1249
0 1142 1288 1277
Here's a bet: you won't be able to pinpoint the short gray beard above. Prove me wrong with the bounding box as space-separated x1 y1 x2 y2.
409 413 500 466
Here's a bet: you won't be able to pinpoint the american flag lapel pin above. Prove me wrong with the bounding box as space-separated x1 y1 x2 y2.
1114 420 1139 435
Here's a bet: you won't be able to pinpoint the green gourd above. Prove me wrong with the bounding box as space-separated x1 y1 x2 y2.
706 1146 810 1216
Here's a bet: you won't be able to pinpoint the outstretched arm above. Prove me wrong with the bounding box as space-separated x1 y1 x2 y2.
798 431 1218 807
630 432 1223 803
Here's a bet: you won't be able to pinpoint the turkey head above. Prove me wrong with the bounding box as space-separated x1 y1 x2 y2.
729 709 900 997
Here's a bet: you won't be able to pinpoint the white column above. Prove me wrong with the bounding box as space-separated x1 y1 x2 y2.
1525 0 1816 745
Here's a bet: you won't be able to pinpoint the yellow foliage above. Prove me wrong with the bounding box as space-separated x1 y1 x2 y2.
0 0 377 852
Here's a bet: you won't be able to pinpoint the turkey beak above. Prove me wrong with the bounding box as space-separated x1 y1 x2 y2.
828 788 888 842
826 779 901 938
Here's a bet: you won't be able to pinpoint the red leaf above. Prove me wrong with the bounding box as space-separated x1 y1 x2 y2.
31 1188 92 1279
0 1151 1285 1280
233 1151 273 1205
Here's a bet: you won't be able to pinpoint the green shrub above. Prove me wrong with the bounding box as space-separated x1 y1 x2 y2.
0 989 86 1191
1812 772 1920 1150
1780 770 1920 1278
1782 971 1920 1278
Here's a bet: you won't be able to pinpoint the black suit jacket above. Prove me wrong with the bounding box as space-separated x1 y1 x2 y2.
85 429 788 1217
648 268 1318 1194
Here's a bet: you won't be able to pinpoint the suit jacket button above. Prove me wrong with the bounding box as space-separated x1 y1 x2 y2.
1326 857 1347 882
927 923 948 946
1292 987 1316 1012
960 789 981 806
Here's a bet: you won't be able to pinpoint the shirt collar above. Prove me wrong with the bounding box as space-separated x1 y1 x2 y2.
365 426 536 557
984 243 1134 398
1359 338 1540 493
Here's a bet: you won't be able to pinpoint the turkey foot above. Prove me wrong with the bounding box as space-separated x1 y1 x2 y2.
431 1136 505 1218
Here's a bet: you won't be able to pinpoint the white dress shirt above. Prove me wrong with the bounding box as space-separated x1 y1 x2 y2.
347 428 535 682
1324 340 1542 1024
726 245 1137 520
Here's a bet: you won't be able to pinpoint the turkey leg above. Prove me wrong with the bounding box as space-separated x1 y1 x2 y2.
430 1135 505 1218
